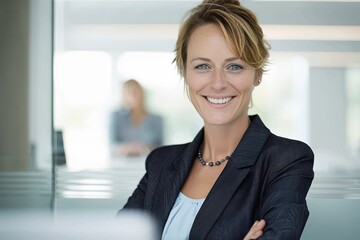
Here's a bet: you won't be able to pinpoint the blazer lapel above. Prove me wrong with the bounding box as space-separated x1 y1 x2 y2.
190 115 270 239
153 129 204 228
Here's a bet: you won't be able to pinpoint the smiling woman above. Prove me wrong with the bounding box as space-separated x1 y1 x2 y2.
122 1 314 240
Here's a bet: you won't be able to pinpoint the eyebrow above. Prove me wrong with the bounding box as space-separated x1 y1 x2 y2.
190 57 211 63
190 57 241 63
224 57 240 62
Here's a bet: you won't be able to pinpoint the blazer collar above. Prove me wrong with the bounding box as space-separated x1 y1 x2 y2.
190 114 271 239
154 129 203 227
173 115 270 170
231 114 271 168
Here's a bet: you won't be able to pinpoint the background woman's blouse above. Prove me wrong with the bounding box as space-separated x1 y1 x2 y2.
162 192 205 240
110 108 163 147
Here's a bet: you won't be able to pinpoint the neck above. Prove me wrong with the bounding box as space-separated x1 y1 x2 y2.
202 115 251 161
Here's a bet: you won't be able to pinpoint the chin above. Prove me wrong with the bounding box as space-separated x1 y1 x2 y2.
203 117 232 127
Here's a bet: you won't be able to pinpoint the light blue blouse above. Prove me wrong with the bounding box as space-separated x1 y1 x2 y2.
162 192 206 240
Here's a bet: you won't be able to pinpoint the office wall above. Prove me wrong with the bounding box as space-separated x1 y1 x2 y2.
0 0 53 210
0 0 53 171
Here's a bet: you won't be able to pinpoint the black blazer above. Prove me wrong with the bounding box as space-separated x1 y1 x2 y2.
123 115 314 240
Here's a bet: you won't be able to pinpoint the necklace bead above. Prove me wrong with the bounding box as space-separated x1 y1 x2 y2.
197 148 230 167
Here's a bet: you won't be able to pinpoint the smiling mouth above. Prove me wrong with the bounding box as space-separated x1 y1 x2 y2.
206 97 233 104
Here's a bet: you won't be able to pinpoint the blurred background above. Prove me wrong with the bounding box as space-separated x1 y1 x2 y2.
0 0 359 239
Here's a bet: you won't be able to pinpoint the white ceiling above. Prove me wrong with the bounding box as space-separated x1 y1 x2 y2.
55 0 360 67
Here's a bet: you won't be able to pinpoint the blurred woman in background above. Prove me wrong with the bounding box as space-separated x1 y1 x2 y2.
110 79 163 156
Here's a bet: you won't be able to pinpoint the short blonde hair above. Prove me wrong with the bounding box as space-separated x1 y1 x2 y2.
174 0 270 77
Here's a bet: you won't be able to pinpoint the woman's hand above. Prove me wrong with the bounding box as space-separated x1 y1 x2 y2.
244 219 266 240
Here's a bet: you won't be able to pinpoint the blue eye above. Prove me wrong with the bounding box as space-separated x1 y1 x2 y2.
195 64 210 70
227 64 243 71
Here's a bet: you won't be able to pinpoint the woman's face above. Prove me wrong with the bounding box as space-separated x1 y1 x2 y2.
122 85 142 110
185 24 260 127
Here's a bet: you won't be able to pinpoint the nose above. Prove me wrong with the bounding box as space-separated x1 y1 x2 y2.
211 69 228 91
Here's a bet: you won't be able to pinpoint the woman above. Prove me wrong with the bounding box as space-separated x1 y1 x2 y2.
122 1 314 239
110 79 163 156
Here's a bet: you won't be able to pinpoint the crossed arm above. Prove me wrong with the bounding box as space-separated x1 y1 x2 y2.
246 142 314 239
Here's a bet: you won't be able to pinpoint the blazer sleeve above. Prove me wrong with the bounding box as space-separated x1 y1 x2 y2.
258 141 314 240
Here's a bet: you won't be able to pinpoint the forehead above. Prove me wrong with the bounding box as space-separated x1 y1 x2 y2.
123 84 138 93
189 24 225 44
187 24 236 60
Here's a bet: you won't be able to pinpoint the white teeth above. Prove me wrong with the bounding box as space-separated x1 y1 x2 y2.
207 97 232 104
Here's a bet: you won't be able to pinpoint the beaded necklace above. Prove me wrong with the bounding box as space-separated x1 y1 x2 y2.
197 148 230 167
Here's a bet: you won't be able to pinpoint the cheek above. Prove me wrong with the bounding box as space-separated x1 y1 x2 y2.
186 68 210 87
228 73 256 91
187 81 199 101
228 80 254 94
185 79 203 105
186 73 201 93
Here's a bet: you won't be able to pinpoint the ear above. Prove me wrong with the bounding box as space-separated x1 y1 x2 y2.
254 72 263 86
